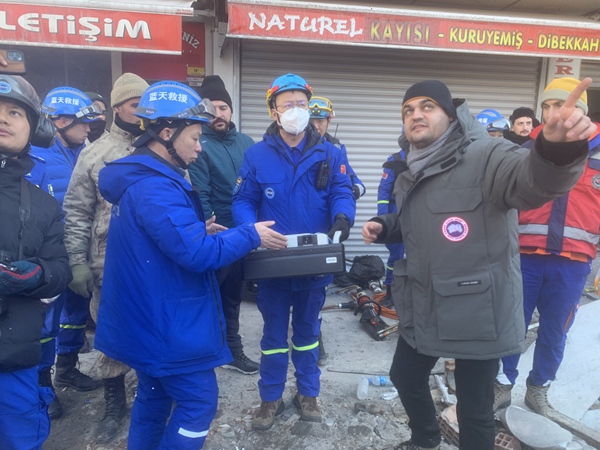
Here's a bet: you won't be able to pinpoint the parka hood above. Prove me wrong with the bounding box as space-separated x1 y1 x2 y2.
99 152 190 205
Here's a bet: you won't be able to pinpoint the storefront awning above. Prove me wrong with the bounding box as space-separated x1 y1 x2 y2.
227 0 600 60
0 0 195 54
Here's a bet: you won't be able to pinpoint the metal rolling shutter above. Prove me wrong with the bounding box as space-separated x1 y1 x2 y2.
582 60 600 88
239 40 541 261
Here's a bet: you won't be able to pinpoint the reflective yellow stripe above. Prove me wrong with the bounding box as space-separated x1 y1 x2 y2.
40 337 54 344
377 200 390 204
386 264 393 270
60 324 86 330
292 341 318 352
261 348 289 355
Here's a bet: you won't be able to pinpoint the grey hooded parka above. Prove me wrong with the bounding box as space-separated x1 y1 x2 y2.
374 100 587 360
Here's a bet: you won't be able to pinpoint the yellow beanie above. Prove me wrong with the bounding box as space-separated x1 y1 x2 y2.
541 77 588 114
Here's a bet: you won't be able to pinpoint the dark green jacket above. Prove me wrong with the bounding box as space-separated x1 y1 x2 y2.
189 123 254 228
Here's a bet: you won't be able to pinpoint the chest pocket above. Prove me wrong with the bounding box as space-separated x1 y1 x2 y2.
256 170 286 201
424 186 488 269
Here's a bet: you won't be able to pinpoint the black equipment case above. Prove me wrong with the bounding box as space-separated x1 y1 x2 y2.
242 243 345 281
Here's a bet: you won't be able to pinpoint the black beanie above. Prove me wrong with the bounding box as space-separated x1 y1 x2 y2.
197 75 232 110
402 80 457 120
509 107 536 124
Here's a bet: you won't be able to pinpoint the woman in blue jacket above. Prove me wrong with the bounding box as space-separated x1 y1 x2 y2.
96 81 286 450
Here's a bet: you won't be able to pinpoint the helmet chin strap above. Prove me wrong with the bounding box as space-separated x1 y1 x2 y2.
148 122 189 170
57 120 84 149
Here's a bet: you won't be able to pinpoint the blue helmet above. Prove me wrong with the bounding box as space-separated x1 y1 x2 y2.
266 73 312 112
41 87 102 122
476 109 510 132
135 81 215 124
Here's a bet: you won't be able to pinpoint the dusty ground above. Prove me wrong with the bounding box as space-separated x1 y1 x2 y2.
43 288 459 450
44 262 600 450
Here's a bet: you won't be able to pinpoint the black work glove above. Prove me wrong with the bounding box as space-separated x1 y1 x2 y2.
327 213 351 243
352 184 361 200
0 260 43 296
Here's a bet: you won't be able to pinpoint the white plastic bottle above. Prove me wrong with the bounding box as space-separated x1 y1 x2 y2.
369 376 394 386
356 376 369 400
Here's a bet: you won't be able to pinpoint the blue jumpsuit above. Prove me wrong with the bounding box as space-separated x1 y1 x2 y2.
377 151 406 285
31 141 90 369
233 123 355 400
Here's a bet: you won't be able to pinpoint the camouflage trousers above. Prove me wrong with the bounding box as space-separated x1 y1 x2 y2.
91 285 131 379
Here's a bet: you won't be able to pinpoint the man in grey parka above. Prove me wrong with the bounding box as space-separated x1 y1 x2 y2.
362 79 595 450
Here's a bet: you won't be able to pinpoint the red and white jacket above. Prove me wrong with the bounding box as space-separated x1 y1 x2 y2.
519 123 600 261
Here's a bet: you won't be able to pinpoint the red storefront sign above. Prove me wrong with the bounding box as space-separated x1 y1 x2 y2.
122 22 205 82
228 1 600 60
0 2 183 54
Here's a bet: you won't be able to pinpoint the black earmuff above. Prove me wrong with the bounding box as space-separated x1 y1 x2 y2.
30 116 56 148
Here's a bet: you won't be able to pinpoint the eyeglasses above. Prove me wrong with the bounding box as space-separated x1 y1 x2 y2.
275 101 309 111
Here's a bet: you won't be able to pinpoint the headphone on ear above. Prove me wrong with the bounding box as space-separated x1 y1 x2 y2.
30 115 56 148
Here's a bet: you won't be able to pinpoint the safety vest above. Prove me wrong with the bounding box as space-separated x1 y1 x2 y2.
519 125 600 261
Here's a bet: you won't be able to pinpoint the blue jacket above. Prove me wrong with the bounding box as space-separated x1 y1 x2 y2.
31 139 84 206
323 133 365 198
232 123 356 289
377 151 406 216
24 154 51 194
96 150 262 376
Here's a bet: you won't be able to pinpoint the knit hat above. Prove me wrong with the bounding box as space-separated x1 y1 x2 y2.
509 107 536 124
402 80 457 120
540 77 588 114
110 73 149 108
197 75 232 110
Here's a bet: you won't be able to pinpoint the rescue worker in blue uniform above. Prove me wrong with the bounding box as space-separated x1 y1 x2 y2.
232 73 356 430
31 87 103 418
377 149 406 302
0 74 71 450
95 81 287 450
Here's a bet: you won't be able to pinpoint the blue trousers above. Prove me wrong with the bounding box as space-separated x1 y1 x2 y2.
502 254 590 385
256 283 326 401
128 369 218 450
0 367 54 450
384 243 404 286
39 288 91 371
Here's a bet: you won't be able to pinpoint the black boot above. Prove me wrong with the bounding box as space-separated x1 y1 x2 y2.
96 375 127 443
39 368 63 420
381 284 394 308
54 352 100 391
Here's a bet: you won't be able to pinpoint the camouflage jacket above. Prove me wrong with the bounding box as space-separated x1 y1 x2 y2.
63 122 137 285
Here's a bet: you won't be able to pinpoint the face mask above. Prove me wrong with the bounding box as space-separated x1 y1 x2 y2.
278 107 310 135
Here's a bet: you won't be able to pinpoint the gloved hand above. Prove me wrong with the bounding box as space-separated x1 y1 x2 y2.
69 264 94 297
0 260 43 296
352 184 361 200
327 213 351 243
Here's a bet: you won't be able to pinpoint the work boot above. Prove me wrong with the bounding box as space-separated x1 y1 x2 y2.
292 393 322 422
96 375 127 443
493 380 513 412
39 368 63 420
382 440 440 450
54 352 100 391
251 399 284 430
223 352 259 374
317 331 328 366
525 377 556 417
